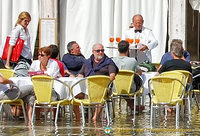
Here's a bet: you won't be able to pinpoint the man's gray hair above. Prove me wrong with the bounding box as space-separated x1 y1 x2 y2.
67 41 76 53
170 39 184 57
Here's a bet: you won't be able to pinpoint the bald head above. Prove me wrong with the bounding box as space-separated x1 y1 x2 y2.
92 43 105 62
132 14 144 30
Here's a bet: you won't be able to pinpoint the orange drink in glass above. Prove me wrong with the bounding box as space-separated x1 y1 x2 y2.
135 39 140 44
116 37 121 43
129 39 134 44
125 38 130 42
109 37 114 43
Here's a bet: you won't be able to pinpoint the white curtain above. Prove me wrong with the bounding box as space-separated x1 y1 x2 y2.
59 0 168 63
0 0 168 63
0 0 39 57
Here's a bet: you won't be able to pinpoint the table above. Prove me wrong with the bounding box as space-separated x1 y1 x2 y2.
9 77 86 100
141 72 157 96
55 77 87 99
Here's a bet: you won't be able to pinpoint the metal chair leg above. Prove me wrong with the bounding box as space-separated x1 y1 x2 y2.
21 104 27 123
194 91 200 111
176 103 179 129
80 103 85 127
150 103 153 129
31 103 36 124
55 104 60 124
105 102 110 126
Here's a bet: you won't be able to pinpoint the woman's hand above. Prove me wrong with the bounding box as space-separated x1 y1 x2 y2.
5 61 10 69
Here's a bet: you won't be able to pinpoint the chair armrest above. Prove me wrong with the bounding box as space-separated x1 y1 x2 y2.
174 78 186 99
148 79 154 98
135 73 144 92
54 78 71 99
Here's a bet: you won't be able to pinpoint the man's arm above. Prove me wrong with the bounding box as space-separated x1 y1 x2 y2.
62 54 85 70
109 73 116 81
142 29 158 51
0 76 13 84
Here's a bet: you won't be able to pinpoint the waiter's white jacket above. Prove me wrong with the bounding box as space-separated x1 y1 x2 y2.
125 26 158 63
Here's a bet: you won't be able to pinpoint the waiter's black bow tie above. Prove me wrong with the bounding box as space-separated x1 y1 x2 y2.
134 30 142 33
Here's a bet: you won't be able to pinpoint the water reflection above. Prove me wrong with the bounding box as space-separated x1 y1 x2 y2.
0 99 200 135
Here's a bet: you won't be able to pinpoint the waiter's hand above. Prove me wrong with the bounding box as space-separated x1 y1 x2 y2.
139 44 148 51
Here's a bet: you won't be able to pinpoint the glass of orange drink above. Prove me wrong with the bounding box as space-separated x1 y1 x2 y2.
109 36 114 43
116 37 121 43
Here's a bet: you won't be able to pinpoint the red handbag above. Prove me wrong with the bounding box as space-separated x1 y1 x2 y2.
1 36 24 62
28 71 45 77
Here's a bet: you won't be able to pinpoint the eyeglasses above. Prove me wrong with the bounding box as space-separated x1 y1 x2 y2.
94 49 104 53
38 54 45 57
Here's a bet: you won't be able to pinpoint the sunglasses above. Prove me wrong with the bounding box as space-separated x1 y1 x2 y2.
94 49 104 53
38 54 45 57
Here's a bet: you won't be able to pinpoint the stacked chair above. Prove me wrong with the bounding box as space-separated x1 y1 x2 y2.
192 72 200 111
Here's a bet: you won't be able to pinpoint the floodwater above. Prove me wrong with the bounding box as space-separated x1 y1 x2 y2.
1 97 200 136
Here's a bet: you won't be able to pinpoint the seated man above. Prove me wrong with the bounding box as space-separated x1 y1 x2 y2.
0 73 34 125
157 39 192 112
48 44 73 77
76 43 118 121
113 40 143 110
62 41 86 76
158 40 190 71
157 39 192 74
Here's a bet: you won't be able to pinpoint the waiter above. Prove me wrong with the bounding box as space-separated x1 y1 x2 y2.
125 14 158 64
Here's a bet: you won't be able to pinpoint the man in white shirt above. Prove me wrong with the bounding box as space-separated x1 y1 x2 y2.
125 14 158 63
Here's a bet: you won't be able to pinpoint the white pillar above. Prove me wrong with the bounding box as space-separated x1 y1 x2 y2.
168 0 187 49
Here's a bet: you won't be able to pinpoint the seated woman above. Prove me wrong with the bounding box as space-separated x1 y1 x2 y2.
30 47 62 78
0 72 34 125
29 47 62 119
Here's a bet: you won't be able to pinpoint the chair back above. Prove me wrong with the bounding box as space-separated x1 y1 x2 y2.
172 70 193 85
0 69 14 79
32 75 54 104
87 75 110 103
160 71 186 99
114 70 135 94
149 76 185 104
